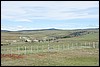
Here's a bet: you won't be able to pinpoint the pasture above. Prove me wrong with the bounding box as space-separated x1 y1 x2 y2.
1 28 99 66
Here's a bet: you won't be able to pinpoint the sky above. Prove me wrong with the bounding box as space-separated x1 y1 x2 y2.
1 1 99 31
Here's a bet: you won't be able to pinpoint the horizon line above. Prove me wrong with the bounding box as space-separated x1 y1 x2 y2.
1 27 99 31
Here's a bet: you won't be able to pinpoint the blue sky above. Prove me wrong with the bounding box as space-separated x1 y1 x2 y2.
1 1 99 31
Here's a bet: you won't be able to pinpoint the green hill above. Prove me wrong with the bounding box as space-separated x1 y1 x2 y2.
1 28 99 42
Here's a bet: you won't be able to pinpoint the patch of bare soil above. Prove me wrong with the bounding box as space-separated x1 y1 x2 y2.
1 54 25 59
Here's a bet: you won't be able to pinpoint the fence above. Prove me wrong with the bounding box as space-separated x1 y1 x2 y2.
1 42 99 55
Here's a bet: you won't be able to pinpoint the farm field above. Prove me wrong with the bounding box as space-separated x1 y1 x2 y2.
1 28 99 66
1 1 99 66
1 48 99 66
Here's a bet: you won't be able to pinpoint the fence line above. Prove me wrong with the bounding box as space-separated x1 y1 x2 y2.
31 46 32 53
1 42 99 55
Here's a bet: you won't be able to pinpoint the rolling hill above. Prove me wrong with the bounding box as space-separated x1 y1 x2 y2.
1 28 99 42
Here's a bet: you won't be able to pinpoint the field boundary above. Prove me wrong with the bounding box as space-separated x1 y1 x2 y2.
1 42 99 55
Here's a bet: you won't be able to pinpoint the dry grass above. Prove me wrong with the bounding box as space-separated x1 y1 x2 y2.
1 48 99 66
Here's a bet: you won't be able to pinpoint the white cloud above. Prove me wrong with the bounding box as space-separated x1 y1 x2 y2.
15 19 32 22
1 1 99 21
1 25 4 30
1 25 35 31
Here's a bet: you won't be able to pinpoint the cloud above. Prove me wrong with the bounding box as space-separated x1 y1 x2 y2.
1 1 99 21
1 25 4 30
1 25 35 31
15 19 32 22
86 24 99 28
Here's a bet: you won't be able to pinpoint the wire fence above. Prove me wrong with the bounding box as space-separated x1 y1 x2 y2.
1 42 99 55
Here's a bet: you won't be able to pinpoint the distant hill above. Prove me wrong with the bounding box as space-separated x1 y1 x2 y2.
1 28 99 41
50 28 99 39
40 28 61 31
1 28 61 32
1 28 99 32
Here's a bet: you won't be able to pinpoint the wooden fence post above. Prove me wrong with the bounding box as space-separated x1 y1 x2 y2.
10 48 12 55
41 45 43 52
25 46 26 55
89 42 90 47
62 44 63 50
76 43 77 48
63 44 64 50
72 43 73 49
93 42 95 48
57 45 59 51
37 46 38 53
81 43 83 47
68 44 69 49
85 42 86 46
82 43 83 48
31 46 32 53
18 47 20 55
96 42 99 48
48 44 50 52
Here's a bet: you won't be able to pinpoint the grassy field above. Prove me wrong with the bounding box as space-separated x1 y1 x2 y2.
1 28 99 66
1 48 99 66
